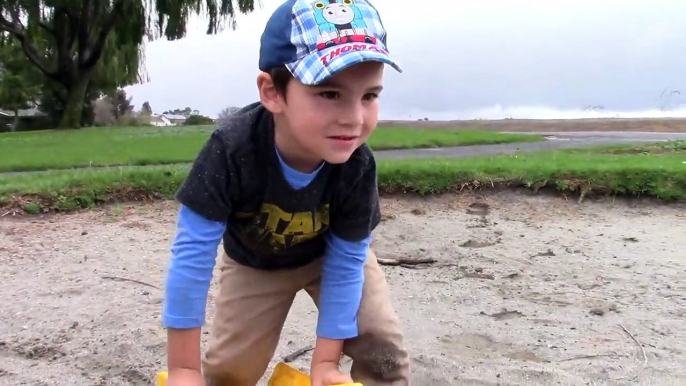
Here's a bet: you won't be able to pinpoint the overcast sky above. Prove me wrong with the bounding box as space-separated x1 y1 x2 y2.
125 0 686 120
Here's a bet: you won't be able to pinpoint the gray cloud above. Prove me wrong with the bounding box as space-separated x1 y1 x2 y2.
126 0 686 119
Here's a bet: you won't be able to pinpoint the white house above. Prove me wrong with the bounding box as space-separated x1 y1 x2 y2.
162 114 188 125
149 114 173 127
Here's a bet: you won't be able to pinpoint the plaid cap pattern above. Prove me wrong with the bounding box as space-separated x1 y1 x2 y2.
286 43 400 85
260 0 401 85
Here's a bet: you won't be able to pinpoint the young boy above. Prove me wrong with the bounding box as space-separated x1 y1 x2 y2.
161 1 410 385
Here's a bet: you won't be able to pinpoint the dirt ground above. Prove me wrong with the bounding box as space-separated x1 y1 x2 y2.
1 192 684 386
378 117 686 133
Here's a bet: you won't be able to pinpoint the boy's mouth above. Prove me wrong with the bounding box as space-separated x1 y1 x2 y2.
328 135 358 141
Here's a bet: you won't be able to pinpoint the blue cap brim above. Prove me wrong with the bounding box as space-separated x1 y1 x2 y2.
286 42 402 86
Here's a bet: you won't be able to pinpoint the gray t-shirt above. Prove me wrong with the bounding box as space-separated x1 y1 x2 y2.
176 102 381 270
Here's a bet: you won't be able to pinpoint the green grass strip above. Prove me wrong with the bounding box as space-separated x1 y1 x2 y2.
0 125 542 172
2 143 683 214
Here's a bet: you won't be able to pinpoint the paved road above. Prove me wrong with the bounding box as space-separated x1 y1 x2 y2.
375 131 686 159
2 132 684 176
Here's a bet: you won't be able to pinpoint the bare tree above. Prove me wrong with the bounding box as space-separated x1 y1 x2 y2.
93 98 115 126
217 106 241 126
660 89 681 111
582 104 605 117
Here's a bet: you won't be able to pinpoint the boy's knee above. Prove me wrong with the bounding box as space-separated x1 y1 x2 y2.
347 332 410 382
202 351 267 386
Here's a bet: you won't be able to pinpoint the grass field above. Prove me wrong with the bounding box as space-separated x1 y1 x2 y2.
1 141 684 214
0 125 542 172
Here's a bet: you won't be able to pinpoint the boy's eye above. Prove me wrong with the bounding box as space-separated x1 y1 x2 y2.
319 91 340 100
363 93 379 101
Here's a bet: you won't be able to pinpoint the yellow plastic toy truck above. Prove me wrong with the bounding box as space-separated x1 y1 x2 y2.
156 362 362 386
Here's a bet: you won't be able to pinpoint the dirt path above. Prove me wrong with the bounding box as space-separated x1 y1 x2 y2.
1 193 684 385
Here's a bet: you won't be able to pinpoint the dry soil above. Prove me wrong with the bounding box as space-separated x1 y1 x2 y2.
1 192 685 386
378 117 686 133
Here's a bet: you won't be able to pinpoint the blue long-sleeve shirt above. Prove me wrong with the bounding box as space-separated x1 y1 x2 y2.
162 148 369 339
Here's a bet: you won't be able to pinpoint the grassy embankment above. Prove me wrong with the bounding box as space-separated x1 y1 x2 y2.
0 125 542 172
1 140 684 214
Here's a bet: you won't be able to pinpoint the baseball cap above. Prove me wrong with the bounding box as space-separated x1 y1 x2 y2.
259 0 402 85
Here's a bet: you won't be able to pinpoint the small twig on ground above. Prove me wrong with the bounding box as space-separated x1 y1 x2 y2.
378 258 436 267
283 345 314 363
556 353 626 362
101 275 160 290
2 210 13 217
619 323 648 381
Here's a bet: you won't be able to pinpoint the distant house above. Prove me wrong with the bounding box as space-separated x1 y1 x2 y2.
0 107 45 118
162 114 188 125
0 107 47 132
149 114 174 127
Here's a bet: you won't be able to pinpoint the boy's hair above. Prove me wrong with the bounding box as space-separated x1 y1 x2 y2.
258 0 401 87
269 66 294 100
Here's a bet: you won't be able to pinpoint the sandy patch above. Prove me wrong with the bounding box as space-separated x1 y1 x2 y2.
1 193 684 385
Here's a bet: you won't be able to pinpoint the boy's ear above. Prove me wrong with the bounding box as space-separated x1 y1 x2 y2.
257 72 283 114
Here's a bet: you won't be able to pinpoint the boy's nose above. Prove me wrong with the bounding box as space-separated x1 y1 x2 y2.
338 103 365 128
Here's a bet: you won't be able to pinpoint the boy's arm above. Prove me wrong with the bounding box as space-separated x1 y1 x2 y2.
313 154 381 366
163 130 234 377
164 205 226 374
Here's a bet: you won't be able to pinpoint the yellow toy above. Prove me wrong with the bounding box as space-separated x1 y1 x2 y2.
156 362 362 386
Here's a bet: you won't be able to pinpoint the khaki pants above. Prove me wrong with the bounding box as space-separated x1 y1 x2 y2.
202 249 411 386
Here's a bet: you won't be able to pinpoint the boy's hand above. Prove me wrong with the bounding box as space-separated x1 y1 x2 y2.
168 368 205 385
310 361 354 386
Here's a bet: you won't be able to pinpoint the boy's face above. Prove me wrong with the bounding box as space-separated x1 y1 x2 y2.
264 61 384 169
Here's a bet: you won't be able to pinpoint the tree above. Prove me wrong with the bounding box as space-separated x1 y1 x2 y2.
164 107 196 117
113 89 133 119
0 0 256 129
141 101 152 115
184 114 214 126
0 35 41 131
35 34 144 128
